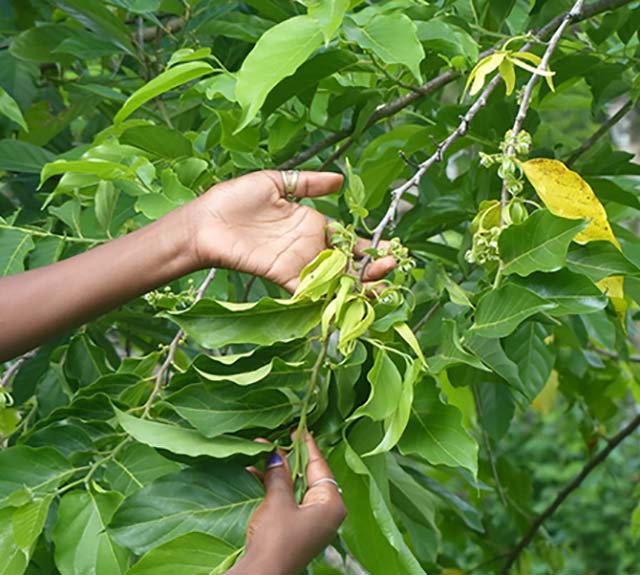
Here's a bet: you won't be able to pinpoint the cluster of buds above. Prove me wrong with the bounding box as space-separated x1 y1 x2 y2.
465 226 501 265
378 285 404 306
379 237 416 275
144 279 197 311
479 130 532 196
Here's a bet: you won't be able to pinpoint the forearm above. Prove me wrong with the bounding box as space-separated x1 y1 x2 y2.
0 205 200 362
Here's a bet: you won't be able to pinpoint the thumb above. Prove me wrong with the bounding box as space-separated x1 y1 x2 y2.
263 450 296 507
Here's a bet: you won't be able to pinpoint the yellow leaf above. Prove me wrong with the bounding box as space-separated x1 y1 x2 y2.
532 370 559 415
521 159 619 246
522 158 627 317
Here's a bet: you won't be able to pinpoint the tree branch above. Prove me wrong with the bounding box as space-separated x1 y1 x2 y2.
566 99 634 166
1 350 37 389
142 268 216 417
280 0 634 171
141 16 185 42
500 412 640 574
501 0 586 214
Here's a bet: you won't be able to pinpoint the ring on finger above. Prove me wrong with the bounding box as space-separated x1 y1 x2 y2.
309 477 342 494
280 169 300 200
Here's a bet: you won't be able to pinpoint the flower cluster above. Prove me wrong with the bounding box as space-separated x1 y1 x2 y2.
480 130 532 196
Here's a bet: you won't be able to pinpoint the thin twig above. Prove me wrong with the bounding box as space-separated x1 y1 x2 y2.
566 99 634 166
412 301 441 333
501 0 586 216
141 17 185 42
500 413 640 574
587 342 640 363
359 74 503 280
142 268 216 417
279 0 633 170
1 349 37 389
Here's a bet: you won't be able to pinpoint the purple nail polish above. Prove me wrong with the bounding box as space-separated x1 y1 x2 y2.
266 452 284 468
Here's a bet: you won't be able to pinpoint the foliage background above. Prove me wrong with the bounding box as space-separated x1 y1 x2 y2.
1 0 640 574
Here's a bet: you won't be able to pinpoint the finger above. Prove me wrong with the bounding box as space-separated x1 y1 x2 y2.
262 450 296 507
245 466 264 482
271 170 344 199
354 238 391 259
361 255 397 282
302 431 335 486
299 433 344 510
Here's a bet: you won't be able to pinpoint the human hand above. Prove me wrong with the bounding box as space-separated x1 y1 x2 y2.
188 170 396 291
226 432 346 575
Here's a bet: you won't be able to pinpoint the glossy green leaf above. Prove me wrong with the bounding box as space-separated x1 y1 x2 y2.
429 320 490 374
110 464 262 555
235 15 323 130
352 348 403 422
126 533 240 575
514 269 608 315
0 507 28 575
120 125 193 159
0 446 73 506
114 62 214 124
12 496 52 550
471 284 557 338
103 443 182 497
53 490 129 575
40 159 131 187
364 359 421 456
165 384 296 438
0 228 35 277
0 139 55 173
115 409 273 459
504 322 555 403
463 333 523 393
566 241 640 282
307 0 350 43
475 382 515 440
162 298 323 349
399 380 478 477
0 87 27 131
499 210 588 276
344 13 425 81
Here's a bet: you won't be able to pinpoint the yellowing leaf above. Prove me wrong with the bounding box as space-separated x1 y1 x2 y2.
521 159 618 246
532 369 558 415
522 158 626 316
499 58 516 95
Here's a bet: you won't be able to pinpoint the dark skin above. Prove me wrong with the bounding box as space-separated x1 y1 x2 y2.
0 171 395 574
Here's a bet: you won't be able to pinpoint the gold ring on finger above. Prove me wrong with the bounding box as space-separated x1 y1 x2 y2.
280 169 300 200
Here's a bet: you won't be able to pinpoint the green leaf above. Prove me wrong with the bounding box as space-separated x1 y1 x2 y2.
125 533 240 575
0 139 55 173
463 333 523 393
343 440 426 575
475 382 515 440
103 443 182 497
0 228 35 277
471 284 557 338
235 15 324 131
12 496 53 550
0 507 28 575
344 13 425 81
352 348 403 422
52 0 134 54
504 322 555 403
114 409 273 459
120 125 193 159
566 241 640 282
0 87 27 131
499 209 588 276
53 490 129 575
306 0 350 43
428 320 490 374
399 380 478 477
165 384 296 438
95 181 119 233
364 359 421 456
40 159 131 187
162 298 323 349
0 446 73 506
109 464 262 555
514 269 608 315
114 62 214 124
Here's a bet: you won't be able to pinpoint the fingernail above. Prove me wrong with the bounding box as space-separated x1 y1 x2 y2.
266 452 284 468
